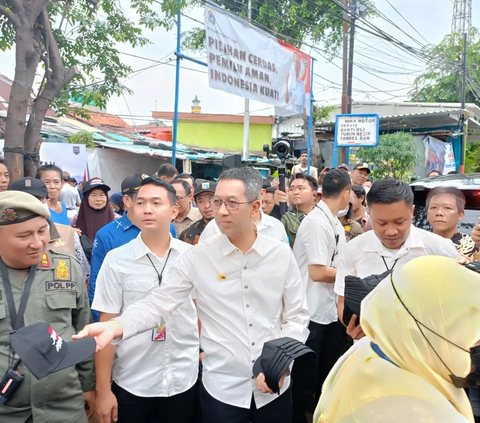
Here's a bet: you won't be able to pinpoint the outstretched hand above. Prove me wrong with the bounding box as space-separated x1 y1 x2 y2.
72 320 123 352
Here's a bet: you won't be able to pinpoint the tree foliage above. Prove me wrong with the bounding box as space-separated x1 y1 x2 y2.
410 28 480 104
0 0 180 178
356 132 418 181
466 143 480 173
68 131 94 148
182 0 359 54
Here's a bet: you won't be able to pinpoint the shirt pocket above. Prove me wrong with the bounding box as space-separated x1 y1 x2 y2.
122 277 156 306
45 292 77 330
0 292 8 339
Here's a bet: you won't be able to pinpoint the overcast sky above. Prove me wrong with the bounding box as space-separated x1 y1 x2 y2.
1 0 478 125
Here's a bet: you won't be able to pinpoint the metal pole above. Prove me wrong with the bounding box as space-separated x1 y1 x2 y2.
460 31 468 174
171 0 182 167
338 0 349 167
347 0 356 114
307 58 315 175
242 0 252 161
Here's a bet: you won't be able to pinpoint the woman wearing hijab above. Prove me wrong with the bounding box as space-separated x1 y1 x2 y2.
314 255 480 423
72 178 116 242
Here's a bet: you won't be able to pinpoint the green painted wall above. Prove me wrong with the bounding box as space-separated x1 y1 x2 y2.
178 120 272 151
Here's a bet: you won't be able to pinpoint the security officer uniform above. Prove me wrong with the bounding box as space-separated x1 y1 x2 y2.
0 191 95 423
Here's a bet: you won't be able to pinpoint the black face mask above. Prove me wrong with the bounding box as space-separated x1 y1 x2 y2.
390 273 480 388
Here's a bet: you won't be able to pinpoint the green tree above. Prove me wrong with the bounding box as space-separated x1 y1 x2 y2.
410 28 480 104
356 132 418 181
0 0 179 178
466 143 480 173
68 131 95 149
182 0 369 54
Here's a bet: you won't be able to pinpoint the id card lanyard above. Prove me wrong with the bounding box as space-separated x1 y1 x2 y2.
0 259 37 368
145 250 172 342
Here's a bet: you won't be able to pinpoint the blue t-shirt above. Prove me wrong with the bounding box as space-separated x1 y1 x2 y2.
49 203 70 225
89 213 177 321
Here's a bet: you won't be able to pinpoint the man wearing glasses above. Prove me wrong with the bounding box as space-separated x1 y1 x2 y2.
171 179 202 235
74 167 309 423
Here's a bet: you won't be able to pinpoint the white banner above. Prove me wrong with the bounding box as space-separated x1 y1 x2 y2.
205 5 311 115
40 143 87 182
335 114 380 147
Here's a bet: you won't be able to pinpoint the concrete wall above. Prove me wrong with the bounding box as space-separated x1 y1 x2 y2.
178 120 272 151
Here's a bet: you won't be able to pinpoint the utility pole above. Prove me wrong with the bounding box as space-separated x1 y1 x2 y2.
346 0 356 115
460 31 468 173
339 0 349 166
242 0 252 161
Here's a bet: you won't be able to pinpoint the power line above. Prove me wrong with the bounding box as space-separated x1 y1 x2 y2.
383 0 430 45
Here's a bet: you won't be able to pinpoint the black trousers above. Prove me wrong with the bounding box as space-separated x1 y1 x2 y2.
200 383 292 423
112 381 197 423
291 320 346 423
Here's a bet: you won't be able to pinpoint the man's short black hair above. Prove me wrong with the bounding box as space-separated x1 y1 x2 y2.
140 176 177 206
367 178 414 206
262 178 271 189
289 172 318 192
171 179 192 196
69 177 77 184
265 187 277 195
352 184 366 205
321 169 351 199
36 164 63 181
157 163 178 179
175 173 194 182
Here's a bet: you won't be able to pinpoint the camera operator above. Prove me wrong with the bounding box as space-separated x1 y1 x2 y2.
292 151 318 179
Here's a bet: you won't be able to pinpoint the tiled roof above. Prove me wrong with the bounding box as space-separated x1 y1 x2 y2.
69 111 131 129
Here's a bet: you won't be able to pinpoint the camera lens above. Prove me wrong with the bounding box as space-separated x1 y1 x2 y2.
276 144 288 155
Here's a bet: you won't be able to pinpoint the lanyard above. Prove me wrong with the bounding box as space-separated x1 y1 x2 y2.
316 205 340 266
146 249 172 286
381 257 399 272
0 259 37 331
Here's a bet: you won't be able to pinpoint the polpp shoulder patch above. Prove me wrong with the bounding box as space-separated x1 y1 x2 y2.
41 253 50 268
53 258 71 281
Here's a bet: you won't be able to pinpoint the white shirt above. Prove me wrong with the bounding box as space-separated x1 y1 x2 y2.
334 226 460 296
199 211 289 244
60 184 81 209
293 201 347 325
92 235 199 397
291 164 318 180
115 233 309 409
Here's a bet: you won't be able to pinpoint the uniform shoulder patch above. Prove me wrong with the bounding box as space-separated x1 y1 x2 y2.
41 253 50 268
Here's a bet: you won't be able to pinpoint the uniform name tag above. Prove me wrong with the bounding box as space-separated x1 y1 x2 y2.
46 281 77 291
152 325 166 341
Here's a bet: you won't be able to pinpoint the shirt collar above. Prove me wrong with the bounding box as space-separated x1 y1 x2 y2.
119 212 136 232
133 233 180 260
317 200 337 226
363 226 425 256
219 233 265 257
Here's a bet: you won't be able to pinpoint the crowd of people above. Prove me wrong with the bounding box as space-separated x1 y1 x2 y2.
0 155 478 423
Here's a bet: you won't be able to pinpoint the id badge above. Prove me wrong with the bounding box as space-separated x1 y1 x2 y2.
152 325 166 341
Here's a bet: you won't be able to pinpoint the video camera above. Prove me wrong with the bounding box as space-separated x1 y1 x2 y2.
263 133 294 161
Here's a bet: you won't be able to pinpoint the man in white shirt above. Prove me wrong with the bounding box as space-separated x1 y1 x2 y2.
75 167 309 423
335 178 460 340
292 169 352 423
291 151 318 180
199 182 289 244
92 177 199 423
59 171 81 220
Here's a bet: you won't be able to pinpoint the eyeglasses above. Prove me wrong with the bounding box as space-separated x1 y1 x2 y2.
209 198 252 211
176 195 188 202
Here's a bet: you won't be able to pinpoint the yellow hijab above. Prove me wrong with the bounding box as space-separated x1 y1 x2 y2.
314 256 480 423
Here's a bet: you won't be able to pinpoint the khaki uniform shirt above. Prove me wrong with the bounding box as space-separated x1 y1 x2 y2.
173 206 202 235
0 249 94 423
